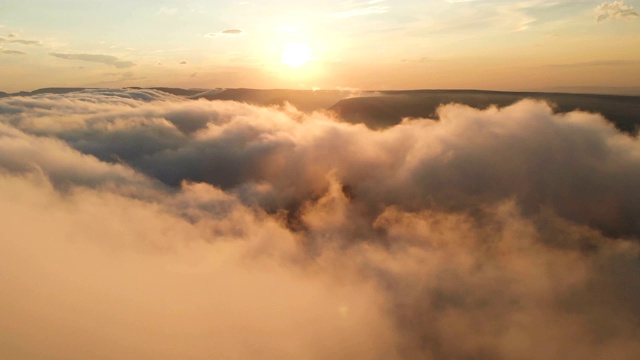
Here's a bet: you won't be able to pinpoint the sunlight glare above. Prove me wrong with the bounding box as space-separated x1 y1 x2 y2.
280 42 313 68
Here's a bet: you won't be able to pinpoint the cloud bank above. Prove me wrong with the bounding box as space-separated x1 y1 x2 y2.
1 89 639 360
49 53 136 68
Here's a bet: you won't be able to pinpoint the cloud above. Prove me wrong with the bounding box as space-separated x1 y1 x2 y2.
221 28 244 35
2 90 640 237
1 89 640 359
206 29 246 38
0 36 42 46
6 38 41 45
0 170 398 360
0 48 25 55
596 0 639 22
49 53 136 68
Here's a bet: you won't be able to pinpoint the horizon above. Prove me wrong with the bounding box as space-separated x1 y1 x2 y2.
4 84 640 97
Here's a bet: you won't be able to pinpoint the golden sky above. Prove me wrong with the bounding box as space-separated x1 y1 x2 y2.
1 0 639 92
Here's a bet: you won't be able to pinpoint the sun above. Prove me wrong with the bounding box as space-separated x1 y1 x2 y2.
280 42 313 67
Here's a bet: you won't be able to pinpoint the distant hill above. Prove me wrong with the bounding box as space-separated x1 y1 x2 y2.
4 87 205 98
3 88 92 97
330 90 640 133
30 87 91 95
149 87 207 97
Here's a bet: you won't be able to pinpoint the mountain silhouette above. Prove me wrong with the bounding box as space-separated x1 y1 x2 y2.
330 90 640 133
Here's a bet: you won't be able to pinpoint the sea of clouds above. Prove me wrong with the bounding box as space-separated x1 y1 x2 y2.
1 89 639 359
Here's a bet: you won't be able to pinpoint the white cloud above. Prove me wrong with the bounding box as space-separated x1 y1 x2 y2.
1 90 640 359
596 0 639 22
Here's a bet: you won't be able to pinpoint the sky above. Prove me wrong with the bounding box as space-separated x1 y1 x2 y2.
0 1 639 92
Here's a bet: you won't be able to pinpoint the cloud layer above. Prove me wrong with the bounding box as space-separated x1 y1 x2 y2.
1 89 639 359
